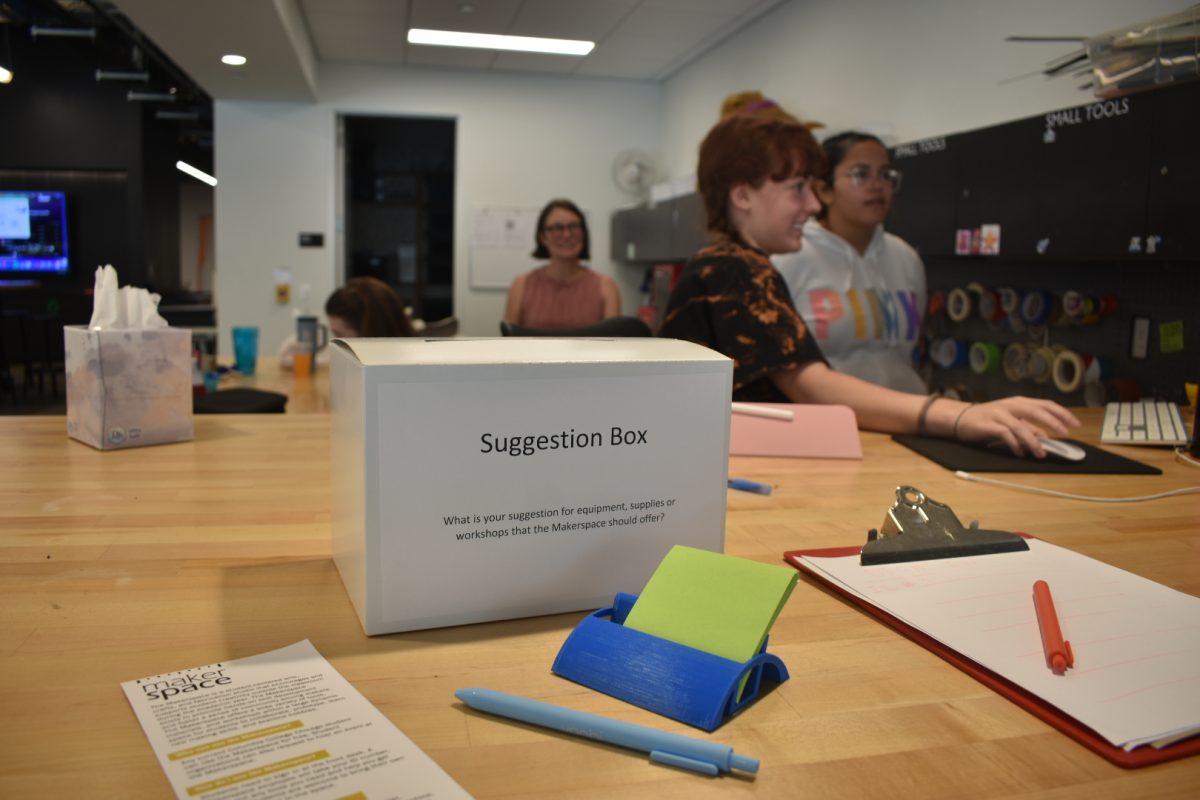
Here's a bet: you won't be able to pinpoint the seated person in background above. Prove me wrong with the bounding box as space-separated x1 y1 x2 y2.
773 131 927 394
504 198 621 330
278 276 414 368
657 114 1078 457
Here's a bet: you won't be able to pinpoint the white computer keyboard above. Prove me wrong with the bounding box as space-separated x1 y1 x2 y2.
1100 400 1189 445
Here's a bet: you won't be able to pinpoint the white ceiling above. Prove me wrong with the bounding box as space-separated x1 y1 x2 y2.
114 0 786 102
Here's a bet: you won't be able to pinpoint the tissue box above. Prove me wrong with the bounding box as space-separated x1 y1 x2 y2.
330 337 733 635
65 326 194 450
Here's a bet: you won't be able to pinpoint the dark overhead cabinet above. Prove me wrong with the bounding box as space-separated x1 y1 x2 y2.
1145 82 1200 258
1025 96 1151 260
888 135 960 257
888 80 1200 262
953 119 1048 259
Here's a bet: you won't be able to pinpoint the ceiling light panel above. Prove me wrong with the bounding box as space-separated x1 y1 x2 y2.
407 29 593 56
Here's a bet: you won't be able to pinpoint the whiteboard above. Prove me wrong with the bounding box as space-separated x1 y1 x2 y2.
469 204 541 289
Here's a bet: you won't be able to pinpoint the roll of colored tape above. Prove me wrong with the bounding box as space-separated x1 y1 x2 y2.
1026 345 1057 384
1097 294 1120 315
1083 355 1114 383
969 341 1002 374
932 338 969 369
1052 348 1086 394
1002 342 1029 382
1062 290 1100 325
932 338 953 368
976 289 1005 322
946 287 972 322
1020 289 1053 326
927 290 946 317
998 287 1020 315
1061 290 1086 318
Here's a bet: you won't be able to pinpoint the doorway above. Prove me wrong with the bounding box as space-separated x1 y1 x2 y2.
340 115 456 322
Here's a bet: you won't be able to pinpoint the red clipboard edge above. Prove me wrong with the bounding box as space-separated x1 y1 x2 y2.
783 542 1200 769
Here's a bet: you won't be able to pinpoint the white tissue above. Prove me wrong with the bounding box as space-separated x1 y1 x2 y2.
88 265 169 329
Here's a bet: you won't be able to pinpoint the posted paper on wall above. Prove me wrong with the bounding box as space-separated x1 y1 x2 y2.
121 640 472 800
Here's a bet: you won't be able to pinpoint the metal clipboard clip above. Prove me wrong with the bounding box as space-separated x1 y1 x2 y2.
860 486 1029 566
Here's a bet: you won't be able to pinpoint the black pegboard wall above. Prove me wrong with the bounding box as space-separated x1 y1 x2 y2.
922 258 1197 405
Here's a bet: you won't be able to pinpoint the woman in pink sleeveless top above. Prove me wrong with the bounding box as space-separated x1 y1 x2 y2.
504 198 621 329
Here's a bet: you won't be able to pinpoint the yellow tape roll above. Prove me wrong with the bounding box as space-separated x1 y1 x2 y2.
1027 345 1058 384
1002 342 1029 382
946 287 972 322
1052 349 1086 394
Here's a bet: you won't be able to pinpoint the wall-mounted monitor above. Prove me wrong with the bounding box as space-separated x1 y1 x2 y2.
0 190 70 274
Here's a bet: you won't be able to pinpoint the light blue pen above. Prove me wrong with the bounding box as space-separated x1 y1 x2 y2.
727 478 772 495
455 688 759 776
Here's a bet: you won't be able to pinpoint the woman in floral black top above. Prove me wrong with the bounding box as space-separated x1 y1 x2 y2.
662 239 824 402
661 115 1079 456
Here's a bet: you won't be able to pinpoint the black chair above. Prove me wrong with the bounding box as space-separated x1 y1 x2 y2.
499 316 652 337
0 310 29 405
419 316 459 337
26 312 65 400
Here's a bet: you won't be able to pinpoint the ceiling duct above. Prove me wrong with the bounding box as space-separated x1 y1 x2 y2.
1053 5 1200 97
95 68 147 81
30 24 95 39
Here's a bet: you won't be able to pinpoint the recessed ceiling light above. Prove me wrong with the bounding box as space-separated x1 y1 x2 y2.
0 66 12 85
221 54 247 66
407 28 594 56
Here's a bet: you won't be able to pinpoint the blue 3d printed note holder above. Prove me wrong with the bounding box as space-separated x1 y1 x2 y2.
551 592 789 731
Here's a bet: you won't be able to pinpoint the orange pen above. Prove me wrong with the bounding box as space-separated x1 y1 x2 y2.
1033 580 1074 674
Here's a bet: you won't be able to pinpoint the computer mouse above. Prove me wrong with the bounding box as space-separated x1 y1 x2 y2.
987 438 1086 462
1040 438 1086 462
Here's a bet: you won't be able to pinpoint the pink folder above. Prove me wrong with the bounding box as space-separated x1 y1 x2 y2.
729 404 862 459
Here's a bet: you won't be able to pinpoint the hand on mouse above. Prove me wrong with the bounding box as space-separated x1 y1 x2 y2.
952 397 1081 457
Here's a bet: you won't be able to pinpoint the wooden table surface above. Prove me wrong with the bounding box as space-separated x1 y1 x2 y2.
1 411 1198 798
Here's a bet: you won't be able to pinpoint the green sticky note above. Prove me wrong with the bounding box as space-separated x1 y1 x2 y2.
1160 320 1184 354
624 545 798 689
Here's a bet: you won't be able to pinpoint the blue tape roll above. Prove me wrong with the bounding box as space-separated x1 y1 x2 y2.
1020 289 1053 326
933 338 970 369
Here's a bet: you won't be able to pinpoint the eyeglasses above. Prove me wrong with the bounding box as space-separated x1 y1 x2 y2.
843 165 903 192
543 221 582 235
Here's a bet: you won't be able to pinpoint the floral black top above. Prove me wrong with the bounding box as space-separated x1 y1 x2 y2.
659 239 826 402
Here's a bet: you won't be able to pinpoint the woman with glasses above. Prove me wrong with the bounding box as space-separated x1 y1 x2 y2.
503 198 621 330
772 132 926 392
659 115 1077 456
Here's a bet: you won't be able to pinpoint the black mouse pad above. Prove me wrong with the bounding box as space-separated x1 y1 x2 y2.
892 435 1161 475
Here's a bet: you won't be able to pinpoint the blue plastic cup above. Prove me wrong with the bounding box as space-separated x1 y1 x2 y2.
232 326 259 375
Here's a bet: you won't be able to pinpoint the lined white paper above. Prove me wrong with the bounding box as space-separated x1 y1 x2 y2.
794 540 1200 750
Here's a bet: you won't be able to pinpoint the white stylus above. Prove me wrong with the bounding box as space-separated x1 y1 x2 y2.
731 402 794 422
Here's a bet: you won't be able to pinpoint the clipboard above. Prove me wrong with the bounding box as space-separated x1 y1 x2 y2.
783 542 1200 769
